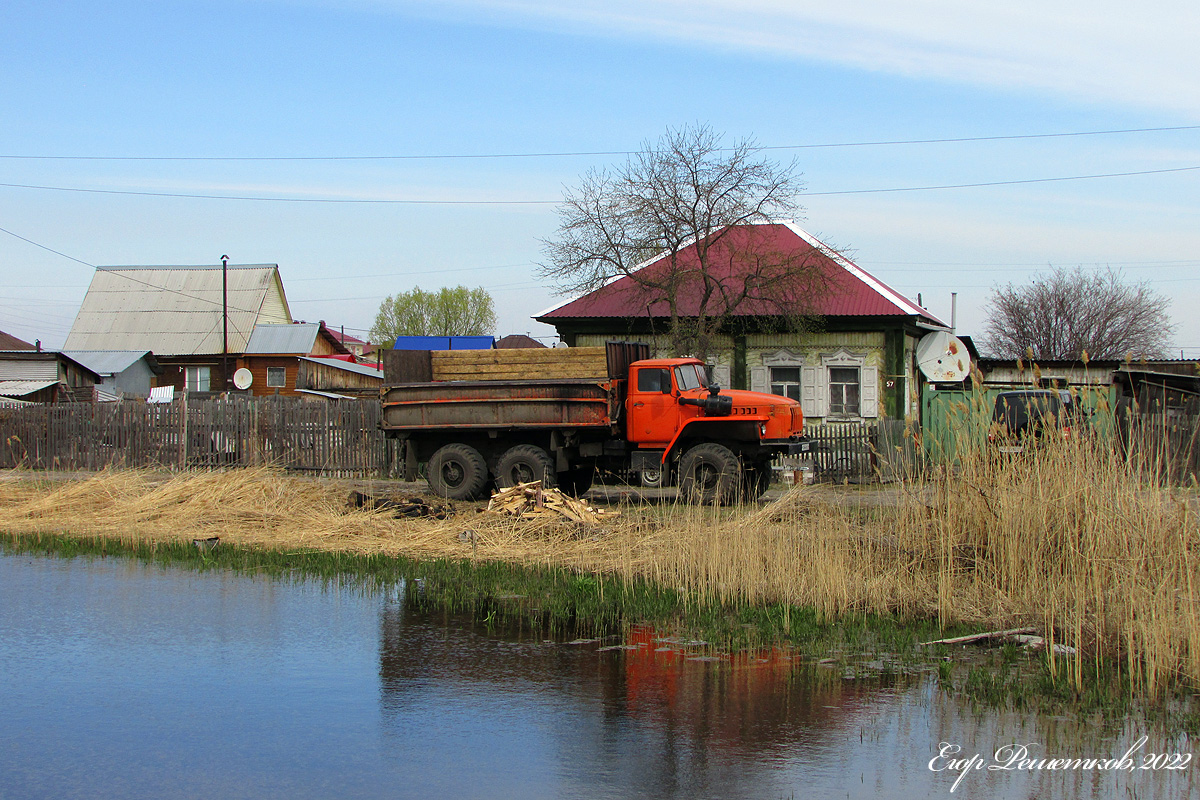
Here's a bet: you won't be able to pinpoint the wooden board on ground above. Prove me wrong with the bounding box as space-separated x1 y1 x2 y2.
432 347 608 382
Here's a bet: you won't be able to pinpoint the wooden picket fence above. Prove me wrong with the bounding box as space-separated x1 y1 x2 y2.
0 396 390 477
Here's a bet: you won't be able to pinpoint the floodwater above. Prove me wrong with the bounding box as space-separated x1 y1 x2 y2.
0 552 1195 800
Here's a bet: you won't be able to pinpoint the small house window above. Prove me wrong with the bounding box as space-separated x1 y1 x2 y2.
828 367 860 416
769 367 801 401
266 367 286 388
185 366 211 392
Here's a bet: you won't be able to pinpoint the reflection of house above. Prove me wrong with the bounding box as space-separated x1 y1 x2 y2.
536 222 948 423
238 322 383 398
64 264 292 394
0 351 100 403
63 351 162 399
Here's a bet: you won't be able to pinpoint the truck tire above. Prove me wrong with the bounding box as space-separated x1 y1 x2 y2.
495 444 557 489
742 459 773 501
679 443 742 505
557 466 594 497
427 443 489 500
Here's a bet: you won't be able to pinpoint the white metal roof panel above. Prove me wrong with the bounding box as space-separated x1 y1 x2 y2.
298 357 384 380
0 360 58 381
0 380 58 397
243 324 320 354
64 265 292 355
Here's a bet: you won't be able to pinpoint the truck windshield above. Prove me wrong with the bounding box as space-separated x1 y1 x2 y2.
674 365 707 391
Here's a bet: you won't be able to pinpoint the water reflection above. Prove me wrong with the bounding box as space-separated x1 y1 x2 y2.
0 552 1194 800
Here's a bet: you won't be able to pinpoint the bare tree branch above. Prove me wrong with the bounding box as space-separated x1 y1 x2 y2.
539 124 825 358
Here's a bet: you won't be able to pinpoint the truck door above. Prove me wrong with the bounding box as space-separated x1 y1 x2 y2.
627 366 678 444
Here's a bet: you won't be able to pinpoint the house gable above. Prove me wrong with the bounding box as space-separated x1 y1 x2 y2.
65 264 292 356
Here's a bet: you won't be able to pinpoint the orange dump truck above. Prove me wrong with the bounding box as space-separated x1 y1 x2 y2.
381 342 809 503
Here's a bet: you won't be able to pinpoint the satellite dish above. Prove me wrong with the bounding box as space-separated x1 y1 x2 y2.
916 331 970 383
233 368 254 390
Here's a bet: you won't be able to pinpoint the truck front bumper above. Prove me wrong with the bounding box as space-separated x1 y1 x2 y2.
762 437 812 455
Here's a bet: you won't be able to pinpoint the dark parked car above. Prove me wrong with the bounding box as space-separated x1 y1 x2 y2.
989 389 1086 453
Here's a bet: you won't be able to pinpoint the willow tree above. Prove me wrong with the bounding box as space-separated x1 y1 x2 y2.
369 285 496 344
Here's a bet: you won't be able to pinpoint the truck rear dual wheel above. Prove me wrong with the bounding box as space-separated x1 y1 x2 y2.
679 443 742 505
495 444 557 489
426 443 489 500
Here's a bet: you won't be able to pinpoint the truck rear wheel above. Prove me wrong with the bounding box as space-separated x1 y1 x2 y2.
495 445 557 489
427 443 489 500
557 466 594 497
679 443 742 505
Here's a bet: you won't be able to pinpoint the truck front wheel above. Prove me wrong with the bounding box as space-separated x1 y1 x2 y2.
679 443 742 505
427 443 489 500
496 444 557 489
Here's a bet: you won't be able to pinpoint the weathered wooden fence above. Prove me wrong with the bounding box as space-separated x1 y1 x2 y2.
772 420 916 483
0 397 389 477
1119 411 1200 485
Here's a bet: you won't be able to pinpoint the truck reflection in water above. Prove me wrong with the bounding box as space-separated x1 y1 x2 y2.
376 598 910 798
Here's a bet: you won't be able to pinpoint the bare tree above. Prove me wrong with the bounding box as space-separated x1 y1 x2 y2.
981 267 1174 360
539 124 829 359
370 286 496 344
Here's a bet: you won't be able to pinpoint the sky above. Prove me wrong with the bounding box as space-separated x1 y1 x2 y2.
2 0 1198 355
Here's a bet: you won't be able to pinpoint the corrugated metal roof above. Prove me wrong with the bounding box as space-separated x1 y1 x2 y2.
62 350 156 375
298 357 384 379
243 323 320 354
0 379 58 397
64 265 292 355
537 223 947 326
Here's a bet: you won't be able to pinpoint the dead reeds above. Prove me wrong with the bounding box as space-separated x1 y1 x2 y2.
0 428 1196 697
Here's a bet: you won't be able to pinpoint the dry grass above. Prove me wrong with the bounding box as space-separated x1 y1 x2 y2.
1 434 1196 696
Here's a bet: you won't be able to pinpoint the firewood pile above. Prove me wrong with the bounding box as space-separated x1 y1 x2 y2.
348 490 453 519
486 481 620 524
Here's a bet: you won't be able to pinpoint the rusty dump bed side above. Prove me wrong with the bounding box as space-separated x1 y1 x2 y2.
381 379 615 431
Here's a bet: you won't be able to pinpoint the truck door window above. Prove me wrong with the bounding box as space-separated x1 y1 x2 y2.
637 368 671 393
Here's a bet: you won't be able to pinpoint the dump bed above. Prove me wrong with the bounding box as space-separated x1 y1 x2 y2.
381 379 615 431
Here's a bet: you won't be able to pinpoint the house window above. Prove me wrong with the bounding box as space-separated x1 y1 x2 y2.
185 366 211 392
828 367 860 416
769 367 802 401
266 366 287 388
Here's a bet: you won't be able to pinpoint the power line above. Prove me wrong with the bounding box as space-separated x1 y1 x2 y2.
0 182 558 205
806 165 1200 196
1 124 1196 161
4 163 1198 205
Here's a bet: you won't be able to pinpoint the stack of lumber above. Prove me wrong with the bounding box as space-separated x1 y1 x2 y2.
486 481 620 524
431 347 608 382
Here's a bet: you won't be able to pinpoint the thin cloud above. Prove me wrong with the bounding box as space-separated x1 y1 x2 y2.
355 0 1200 117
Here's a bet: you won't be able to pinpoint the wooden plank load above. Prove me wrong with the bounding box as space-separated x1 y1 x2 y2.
431 347 609 382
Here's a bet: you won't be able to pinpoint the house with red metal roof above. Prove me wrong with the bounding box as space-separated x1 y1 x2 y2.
536 222 949 423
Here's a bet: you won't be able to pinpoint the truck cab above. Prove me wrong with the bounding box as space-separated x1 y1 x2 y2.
625 358 809 501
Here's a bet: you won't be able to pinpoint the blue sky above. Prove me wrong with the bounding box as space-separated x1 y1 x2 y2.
2 0 1198 354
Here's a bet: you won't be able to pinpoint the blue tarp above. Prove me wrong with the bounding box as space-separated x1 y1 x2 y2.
392 336 494 351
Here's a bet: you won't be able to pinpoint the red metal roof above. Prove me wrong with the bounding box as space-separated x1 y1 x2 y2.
537 223 945 325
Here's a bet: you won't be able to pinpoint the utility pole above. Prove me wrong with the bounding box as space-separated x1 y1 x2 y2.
221 255 230 389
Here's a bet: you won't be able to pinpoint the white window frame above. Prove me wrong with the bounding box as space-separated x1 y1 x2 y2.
819 349 878 419
185 366 211 392
266 366 287 388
